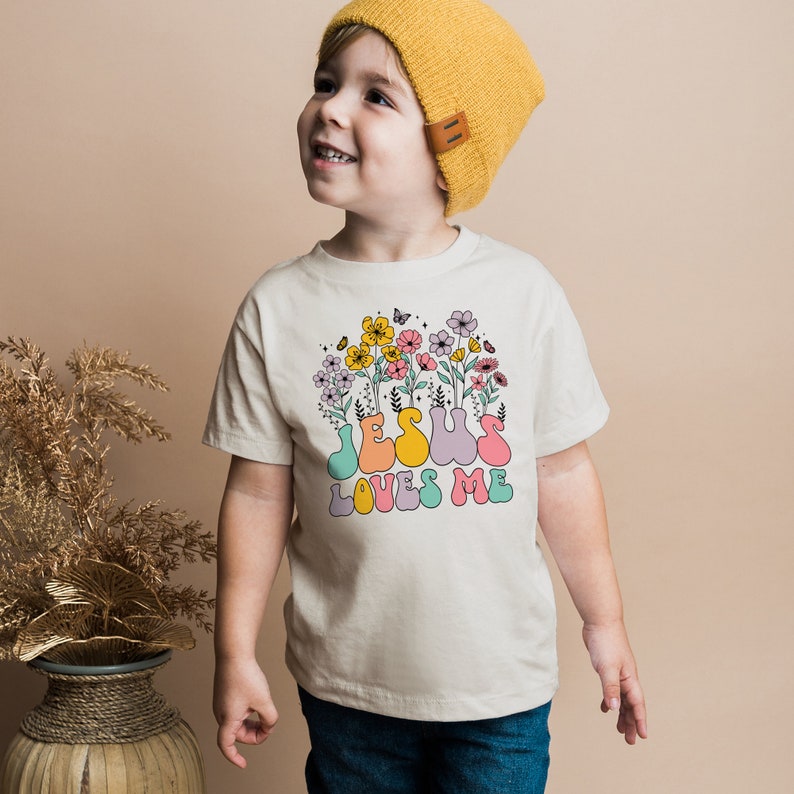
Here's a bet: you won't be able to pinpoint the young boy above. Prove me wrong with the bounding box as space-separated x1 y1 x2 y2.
204 1 647 791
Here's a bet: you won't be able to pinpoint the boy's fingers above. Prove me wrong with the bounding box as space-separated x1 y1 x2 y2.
239 705 280 743
599 668 622 713
218 723 248 768
625 681 648 741
217 704 279 768
614 678 648 744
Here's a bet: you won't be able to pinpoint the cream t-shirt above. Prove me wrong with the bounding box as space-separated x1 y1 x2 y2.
203 226 609 721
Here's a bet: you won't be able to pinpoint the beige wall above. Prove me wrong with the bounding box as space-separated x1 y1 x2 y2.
1 1 792 791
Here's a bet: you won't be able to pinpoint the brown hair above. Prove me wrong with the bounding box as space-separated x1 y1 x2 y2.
317 23 373 66
317 23 410 82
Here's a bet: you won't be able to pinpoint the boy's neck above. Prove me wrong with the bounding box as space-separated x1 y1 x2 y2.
323 213 459 263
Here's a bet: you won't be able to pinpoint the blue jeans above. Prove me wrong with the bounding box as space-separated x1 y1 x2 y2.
298 687 551 794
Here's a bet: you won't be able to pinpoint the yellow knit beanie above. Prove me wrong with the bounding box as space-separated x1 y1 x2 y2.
320 0 545 216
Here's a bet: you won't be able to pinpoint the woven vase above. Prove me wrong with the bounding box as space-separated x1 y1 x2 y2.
0 651 206 794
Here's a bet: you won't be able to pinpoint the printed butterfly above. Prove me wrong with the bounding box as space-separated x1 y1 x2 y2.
337 336 348 350
393 308 411 325
484 340 496 353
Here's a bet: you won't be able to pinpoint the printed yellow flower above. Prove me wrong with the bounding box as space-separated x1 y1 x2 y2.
382 345 402 362
450 347 466 363
346 343 373 371
468 338 482 353
361 316 394 347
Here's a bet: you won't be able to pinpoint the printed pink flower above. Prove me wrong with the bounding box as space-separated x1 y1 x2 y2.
416 352 437 371
470 374 485 391
493 371 508 387
474 356 499 373
396 328 422 354
386 359 409 380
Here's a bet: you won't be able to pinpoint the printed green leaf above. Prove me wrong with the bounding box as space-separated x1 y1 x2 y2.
438 373 451 386
454 369 465 383
416 381 428 389
464 359 478 372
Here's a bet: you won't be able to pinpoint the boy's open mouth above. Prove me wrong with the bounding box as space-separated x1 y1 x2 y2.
315 145 356 163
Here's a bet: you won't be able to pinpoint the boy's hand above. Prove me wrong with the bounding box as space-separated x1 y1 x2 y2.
582 622 648 745
213 657 280 768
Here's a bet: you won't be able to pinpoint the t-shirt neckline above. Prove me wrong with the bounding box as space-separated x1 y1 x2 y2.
301 226 480 284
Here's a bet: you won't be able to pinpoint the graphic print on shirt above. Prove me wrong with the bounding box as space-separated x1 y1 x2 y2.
313 309 513 516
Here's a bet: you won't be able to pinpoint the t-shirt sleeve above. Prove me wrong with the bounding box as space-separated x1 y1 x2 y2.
202 301 293 464
531 291 609 458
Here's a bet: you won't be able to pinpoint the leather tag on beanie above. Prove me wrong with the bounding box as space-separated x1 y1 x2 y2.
426 112 470 154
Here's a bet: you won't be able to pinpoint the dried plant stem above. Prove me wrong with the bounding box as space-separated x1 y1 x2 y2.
0 337 216 664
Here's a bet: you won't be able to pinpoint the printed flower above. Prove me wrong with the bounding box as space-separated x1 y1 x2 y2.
321 387 340 405
336 369 354 390
493 371 508 387
470 374 485 391
446 310 478 338
361 316 394 347
381 345 402 362
474 356 499 373
416 352 437 371
468 337 482 353
450 347 466 363
323 354 341 372
396 329 422 354
346 343 374 371
313 370 331 388
429 329 454 357
386 359 409 380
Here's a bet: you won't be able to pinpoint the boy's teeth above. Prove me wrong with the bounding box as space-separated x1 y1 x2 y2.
317 145 355 163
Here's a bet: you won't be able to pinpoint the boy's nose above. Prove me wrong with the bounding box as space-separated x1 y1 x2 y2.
315 92 351 128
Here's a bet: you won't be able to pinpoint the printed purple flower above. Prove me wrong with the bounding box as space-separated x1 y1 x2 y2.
446 310 478 338
493 371 508 387
336 369 354 390
474 356 499 373
470 374 485 391
386 359 409 380
313 370 331 389
429 329 454 357
323 354 341 372
416 352 437 371
396 329 422 354
321 386 340 405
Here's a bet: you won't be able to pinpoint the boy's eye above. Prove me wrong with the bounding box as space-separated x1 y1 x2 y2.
314 78 336 94
365 90 392 108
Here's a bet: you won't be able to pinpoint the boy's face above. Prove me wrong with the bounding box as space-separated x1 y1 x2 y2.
297 30 446 221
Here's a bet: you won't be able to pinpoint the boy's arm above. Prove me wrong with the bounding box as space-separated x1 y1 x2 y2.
536 441 648 744
213 455 294 768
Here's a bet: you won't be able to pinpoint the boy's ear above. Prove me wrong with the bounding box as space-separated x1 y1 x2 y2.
436 170 448 191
